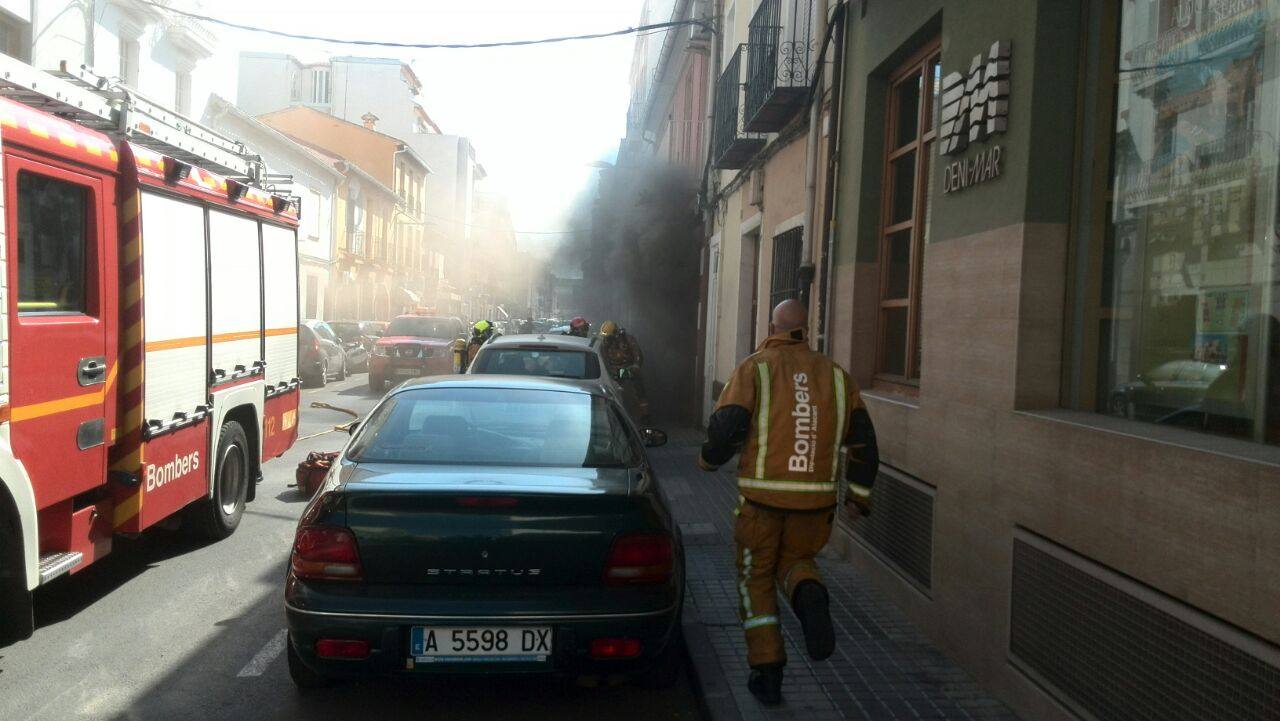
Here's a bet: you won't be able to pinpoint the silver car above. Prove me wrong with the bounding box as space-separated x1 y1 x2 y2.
468 334 624 405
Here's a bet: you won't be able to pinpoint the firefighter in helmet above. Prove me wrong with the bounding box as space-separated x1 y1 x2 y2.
600 321 650 425
698 299 879 707
568 316 590 338
466 319 496 369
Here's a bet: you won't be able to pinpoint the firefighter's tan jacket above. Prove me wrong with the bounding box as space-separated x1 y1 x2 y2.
702 329 872 511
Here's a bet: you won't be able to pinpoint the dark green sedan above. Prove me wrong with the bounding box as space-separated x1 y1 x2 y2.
284 376 683 688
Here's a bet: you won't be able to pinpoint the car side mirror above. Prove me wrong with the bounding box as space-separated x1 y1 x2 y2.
346 420 360 436
643 428 668 448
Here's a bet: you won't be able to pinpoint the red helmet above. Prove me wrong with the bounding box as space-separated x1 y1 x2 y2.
570 316 588 329
568 316 590 337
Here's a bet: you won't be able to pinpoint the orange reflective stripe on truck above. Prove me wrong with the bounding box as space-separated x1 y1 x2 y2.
144 328 296 352
9 364 117 423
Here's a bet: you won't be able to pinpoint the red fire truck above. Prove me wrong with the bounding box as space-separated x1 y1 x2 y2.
0 58 301 642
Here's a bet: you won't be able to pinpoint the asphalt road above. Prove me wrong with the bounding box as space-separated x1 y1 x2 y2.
0 374 701 721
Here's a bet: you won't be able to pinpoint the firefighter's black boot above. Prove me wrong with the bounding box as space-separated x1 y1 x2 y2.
793 580 835 661
747 664 783 706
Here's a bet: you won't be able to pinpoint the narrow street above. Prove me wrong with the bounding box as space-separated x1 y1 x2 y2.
0 375 700 721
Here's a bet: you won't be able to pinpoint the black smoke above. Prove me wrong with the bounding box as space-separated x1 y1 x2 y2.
554 159 702 425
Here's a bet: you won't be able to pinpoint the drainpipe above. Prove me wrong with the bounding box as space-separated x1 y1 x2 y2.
817 3 847 355
798 0 830 314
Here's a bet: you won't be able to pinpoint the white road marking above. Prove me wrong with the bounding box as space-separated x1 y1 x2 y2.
237 629 288 677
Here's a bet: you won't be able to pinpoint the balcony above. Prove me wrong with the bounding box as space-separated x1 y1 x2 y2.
713 45 766 169
744 0 817 132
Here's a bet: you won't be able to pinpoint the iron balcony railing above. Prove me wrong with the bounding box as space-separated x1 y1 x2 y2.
713 45 766 169
744 0 816 132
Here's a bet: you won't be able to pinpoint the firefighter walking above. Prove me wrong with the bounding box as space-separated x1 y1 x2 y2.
599 320 650 425
698 299 878 706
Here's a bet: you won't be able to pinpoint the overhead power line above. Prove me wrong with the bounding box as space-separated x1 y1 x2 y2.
144 2 712 50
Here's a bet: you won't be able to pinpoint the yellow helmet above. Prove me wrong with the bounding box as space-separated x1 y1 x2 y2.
600 320 618 337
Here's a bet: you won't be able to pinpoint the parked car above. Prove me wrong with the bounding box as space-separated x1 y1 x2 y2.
359 320 388 345
299 321 348 387
368 315 468 393
469 333 623 405
284 376 679 689
1109 359 1229 421
326 320 373 372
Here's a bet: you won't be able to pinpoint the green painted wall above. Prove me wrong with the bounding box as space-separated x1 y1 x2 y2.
833 0 1084 265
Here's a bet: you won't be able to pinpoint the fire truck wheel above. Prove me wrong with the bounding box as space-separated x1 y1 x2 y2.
190 421 250 540
0 507 34 645
287 633 332 689
368 375 384 393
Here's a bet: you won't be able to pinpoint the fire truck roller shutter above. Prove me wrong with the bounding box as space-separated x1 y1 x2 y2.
208 210 263 381
262 223 298 387
140 192 208 425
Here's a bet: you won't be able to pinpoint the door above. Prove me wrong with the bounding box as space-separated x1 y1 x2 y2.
6 155 111 508
702 237 721 421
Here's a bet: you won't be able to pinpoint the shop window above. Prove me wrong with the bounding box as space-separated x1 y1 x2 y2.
1079 0 1280 447
875 40 941 388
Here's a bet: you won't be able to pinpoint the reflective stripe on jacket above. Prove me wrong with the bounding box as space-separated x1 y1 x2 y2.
703 329 872 511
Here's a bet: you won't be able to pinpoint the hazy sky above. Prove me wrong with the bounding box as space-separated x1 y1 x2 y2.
205 0 646 244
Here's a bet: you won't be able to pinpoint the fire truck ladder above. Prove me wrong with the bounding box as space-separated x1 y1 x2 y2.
0 54 264 182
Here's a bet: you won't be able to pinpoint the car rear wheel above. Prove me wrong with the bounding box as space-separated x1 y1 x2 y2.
287 634 332 689
188 421 249 541
336 356 347 381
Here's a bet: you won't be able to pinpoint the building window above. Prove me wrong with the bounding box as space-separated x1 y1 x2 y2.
875 40 941 387
0 14 28 61
1078 0 1279 447
769 227 803 310
118 36 140 86
310 68 330 105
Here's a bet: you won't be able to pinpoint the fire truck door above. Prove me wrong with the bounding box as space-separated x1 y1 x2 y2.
5 156 110 508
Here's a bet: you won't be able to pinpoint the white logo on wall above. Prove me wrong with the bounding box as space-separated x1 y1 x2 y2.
940 40 1010 194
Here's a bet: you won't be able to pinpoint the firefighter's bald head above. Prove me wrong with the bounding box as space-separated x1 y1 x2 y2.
770 299 808 336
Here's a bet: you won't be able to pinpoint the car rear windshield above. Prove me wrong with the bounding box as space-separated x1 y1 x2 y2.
328 322 361 341
386 316 456 339
471 348 600 379
347 387 640 468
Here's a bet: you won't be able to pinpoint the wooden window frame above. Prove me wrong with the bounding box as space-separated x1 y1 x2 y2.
873 39 942 394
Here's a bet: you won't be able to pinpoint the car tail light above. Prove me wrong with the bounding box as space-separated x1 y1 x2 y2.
291 525 363 581
590 637 642 659
455 496 519 508
314 638 370 659
603 533 673 585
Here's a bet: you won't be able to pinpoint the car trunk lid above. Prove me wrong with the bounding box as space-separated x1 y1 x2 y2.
339 465 655 587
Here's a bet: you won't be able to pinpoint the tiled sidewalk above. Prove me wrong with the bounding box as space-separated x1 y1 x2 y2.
651 432 1017 721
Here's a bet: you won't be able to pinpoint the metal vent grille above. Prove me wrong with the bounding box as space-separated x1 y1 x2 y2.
1011 535 1280 721
851 469 933 589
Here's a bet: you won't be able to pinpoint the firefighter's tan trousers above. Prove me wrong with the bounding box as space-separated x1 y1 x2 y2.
734 500 834 668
